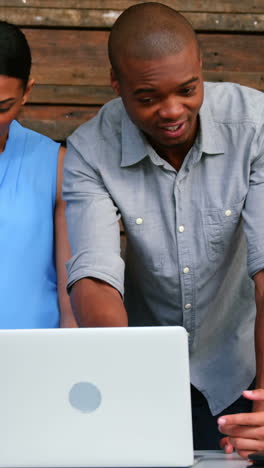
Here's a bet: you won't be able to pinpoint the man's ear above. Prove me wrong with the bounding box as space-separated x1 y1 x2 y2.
22 78 35 105
110 68 120 96
199 52 203 68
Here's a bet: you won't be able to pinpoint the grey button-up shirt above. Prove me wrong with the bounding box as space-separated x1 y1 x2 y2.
63 82 264 415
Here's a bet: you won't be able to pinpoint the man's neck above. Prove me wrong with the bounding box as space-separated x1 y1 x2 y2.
150 140 194 171
160 151 187 171
147 118 199 171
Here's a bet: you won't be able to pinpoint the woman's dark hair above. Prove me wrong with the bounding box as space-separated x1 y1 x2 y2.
0 21 31 89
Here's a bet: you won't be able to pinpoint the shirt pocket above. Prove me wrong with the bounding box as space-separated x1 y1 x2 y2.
123 212 166 272
202 200 244 262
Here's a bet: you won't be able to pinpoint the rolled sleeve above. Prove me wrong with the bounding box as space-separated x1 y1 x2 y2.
243 125 264 278
63 139 125 295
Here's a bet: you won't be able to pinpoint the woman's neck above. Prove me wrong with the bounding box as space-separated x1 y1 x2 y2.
0 130 8 154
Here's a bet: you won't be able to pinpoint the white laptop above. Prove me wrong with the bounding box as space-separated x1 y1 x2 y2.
0 326 193 467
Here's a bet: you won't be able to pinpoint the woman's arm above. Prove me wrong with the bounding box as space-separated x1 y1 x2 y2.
55 146 78 328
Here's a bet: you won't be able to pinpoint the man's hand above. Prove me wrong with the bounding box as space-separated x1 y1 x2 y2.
218 389 264 459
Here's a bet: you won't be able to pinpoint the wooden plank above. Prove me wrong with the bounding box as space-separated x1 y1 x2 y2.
0 1 263 14
22 30 264 85
29 70 264 108
0 8 263 31
187 13 264 31
0 7 120 28
203 71 264 91
199 34 263 72
19 105 99 141
30 84 115 105
0 7 119 28
25 29 110 86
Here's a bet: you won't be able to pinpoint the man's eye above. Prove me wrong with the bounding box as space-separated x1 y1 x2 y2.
139 97 154 104
0 106 11 113
180 87 195 96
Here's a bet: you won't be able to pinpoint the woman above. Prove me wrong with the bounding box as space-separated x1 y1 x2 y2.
0 21 76 328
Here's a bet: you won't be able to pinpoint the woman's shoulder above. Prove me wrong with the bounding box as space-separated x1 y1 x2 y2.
12 120 60 155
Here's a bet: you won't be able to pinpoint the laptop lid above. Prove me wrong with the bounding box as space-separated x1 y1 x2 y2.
0 326 193 467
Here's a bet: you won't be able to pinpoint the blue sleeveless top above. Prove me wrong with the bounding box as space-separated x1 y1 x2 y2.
0 120 60 328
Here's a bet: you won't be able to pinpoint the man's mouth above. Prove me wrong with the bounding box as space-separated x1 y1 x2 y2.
163 124 182 131
159 121 187 138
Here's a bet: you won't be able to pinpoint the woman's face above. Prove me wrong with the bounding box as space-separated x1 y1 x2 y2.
0 75 34 151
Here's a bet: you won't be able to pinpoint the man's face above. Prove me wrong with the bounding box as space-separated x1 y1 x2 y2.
111 42 204 158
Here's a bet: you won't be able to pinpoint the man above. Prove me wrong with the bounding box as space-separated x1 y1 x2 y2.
63 2 264 457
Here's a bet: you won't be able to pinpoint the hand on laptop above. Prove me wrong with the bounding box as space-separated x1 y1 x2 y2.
218 389 264 459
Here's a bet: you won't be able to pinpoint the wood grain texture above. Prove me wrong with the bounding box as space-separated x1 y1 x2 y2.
19 105 99 141
30 84 115 105
25 29 110 86
1 0 262 142
0 1 263 13
23 29 264 89
0 8 263 31
23 29 264 82
30 70 264 108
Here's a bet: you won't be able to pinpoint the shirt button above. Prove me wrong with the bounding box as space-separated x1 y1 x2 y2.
178 225 185 233
184 303 192 310
225 209 232 217
136 217 143 225
183 267 190 274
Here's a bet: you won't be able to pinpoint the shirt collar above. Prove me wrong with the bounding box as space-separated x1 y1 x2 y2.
120 108 151 167
197 91 225 157
120 87 225 168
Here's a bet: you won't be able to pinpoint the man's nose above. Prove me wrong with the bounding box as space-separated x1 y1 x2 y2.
158 96 184 120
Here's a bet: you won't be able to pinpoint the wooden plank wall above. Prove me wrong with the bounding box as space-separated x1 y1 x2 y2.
0 0 263 141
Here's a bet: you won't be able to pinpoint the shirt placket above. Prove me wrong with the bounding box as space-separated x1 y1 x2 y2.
174 171 195 343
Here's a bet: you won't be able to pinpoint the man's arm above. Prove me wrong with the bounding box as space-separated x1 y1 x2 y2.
63 138 126 326
70 278 128 327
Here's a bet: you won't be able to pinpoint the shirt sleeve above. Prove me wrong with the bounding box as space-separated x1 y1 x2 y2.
243 119 264 278
62 138 125 296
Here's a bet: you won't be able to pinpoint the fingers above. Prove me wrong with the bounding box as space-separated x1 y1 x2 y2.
227 436 264 458
243 389 264 401
218 424 264 459
219 436 228 449
236 450 254 459
220 435 263 460
218 423 264 440
217 389 264 460
218 411 264 427
219 437 234 454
